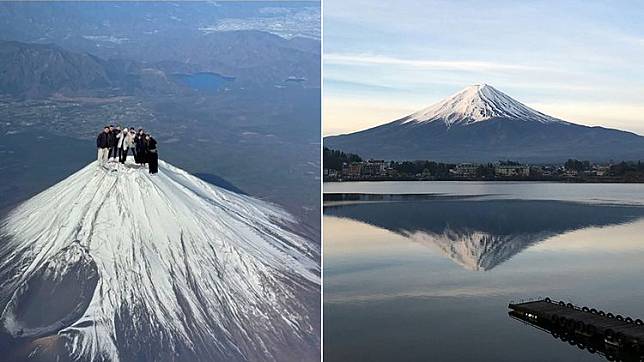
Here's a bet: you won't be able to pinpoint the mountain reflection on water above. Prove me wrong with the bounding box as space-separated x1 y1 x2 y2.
324 198 644 271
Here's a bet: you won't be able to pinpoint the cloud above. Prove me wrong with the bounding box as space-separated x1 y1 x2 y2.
324 78 399 92
325 53 547 72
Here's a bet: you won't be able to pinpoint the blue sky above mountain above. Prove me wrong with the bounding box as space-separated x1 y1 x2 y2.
324 0 644 135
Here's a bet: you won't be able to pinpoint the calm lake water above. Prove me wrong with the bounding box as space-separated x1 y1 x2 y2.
171 72 235 94
324 181 644 361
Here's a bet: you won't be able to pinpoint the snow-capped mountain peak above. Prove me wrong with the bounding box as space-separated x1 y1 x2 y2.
403 228 556 271
0 160 319 361
405 84 565 127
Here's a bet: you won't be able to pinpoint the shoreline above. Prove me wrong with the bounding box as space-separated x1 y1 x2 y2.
323 177 644 184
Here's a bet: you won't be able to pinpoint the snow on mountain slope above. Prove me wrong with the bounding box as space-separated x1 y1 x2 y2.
0 159 320 361
405 84 566 127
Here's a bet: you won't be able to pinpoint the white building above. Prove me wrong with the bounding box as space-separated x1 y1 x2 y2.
495 165 530 177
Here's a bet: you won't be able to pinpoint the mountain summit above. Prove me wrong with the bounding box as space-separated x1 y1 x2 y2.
406 84 565 127
325 84 644 162
0 160 320 361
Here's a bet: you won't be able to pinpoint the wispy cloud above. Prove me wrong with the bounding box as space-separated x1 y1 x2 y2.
325 53 547 72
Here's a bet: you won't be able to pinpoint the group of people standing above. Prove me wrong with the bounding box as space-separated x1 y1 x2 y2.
96 125 158 174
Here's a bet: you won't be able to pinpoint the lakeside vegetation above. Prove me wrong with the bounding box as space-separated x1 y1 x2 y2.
323 147 644 183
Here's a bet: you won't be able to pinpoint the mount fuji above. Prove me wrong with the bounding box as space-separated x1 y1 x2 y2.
324 199 644 271
0 160 320 362
325 84 644 162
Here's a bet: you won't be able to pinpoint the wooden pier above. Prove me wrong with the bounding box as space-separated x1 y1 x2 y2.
509 298 644 361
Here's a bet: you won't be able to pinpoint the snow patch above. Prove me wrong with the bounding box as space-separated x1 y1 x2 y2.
405 84 567 127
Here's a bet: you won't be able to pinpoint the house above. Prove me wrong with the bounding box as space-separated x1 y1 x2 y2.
362 160 386 176
324 169 338 178
342 162 363 177
495 165 530 177
563 169 578 177
452 163 478 177
593 165 610 176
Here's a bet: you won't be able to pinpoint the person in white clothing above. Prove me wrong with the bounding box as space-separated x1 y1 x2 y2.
117 128 126 163
118 127 136 163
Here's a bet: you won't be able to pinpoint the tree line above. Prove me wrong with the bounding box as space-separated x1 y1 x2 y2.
323 147 362 171
324 148 644 180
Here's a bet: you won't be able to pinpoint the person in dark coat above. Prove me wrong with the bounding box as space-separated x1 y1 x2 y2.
108 125 119 161
96 126 111 165
145 134 158 174
134 129 146 164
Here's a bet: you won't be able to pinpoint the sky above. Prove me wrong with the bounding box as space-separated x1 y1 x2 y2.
323 0 644 136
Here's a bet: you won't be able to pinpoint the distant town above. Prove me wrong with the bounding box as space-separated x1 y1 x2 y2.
323 148 644 183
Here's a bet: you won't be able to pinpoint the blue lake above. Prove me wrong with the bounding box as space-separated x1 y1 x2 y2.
171 72 235 94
